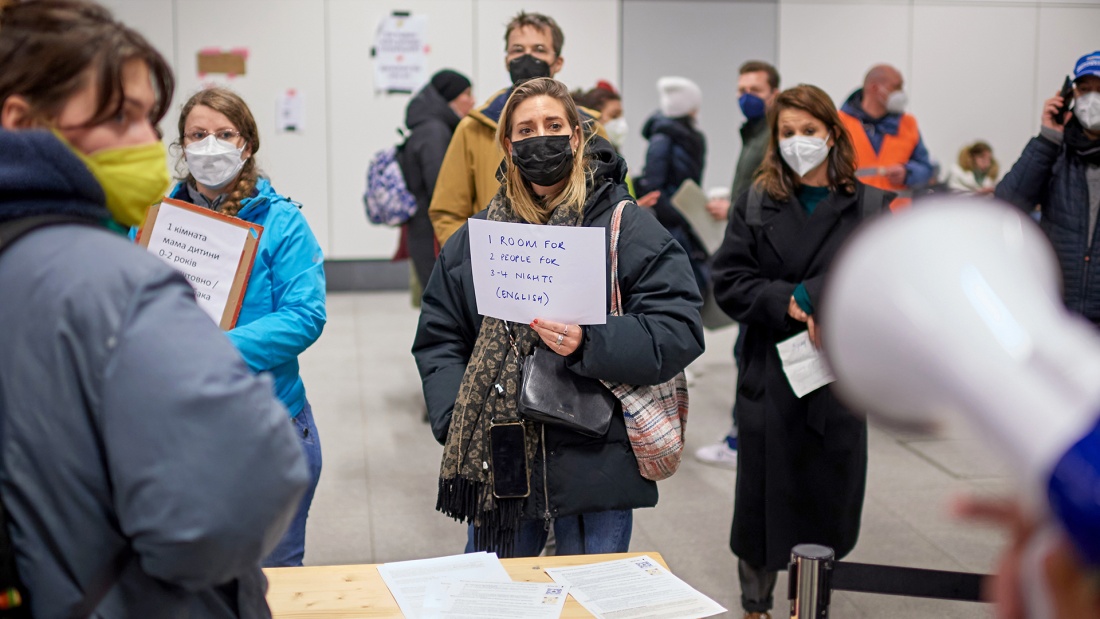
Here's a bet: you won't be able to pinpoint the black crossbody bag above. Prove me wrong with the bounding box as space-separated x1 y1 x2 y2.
518 346 616 438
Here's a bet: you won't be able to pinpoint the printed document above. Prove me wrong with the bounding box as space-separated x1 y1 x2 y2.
421 580 570 619
671 179 725 254
468 218 607 325
377 552 511 619
776 331 836 397
544 554 725 619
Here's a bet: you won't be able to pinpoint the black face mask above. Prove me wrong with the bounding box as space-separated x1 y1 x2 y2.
508 54 551 85
511 135 574 186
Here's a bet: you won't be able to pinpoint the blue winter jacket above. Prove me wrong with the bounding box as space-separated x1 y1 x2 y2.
170 178 326 416
996 130 1100 323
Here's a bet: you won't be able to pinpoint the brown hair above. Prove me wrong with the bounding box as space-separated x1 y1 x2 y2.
958 141 999 178
175 87 260 217
504 11 563 58
496 78 592 224
739 60 780 91
576 86 620 115
754 84 858 201
0 0 173 127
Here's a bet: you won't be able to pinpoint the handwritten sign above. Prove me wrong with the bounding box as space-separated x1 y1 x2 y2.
137 198 262 329
468 219 606 325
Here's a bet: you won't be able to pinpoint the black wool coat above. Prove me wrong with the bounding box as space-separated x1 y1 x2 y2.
711 182 891 571
413 138 705 522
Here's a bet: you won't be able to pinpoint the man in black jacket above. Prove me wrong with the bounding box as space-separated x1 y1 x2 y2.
997 51 1100 324
401 69 474 291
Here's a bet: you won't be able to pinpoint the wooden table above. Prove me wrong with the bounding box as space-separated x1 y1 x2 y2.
265 551 669 618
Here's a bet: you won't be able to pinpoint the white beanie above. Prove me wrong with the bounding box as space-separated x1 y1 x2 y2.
658 76 702 119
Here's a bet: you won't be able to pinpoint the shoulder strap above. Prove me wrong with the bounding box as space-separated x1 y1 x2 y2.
608 201 631 317
0 214 126 618
745 186 765 226
0 215 93 258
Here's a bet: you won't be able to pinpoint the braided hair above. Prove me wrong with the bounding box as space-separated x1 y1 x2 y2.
175 87 259 217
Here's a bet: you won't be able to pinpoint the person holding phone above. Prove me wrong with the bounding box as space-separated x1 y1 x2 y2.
168 87 327 567
996 50 1100 326
412 77 703 558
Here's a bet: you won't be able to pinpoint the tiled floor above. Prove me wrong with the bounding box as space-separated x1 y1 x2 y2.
299 291 1010 618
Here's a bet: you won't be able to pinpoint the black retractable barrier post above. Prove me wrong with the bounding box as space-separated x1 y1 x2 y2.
788 544 834 619
788 544 989 618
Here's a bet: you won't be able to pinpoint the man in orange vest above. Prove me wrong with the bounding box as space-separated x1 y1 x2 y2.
839 65 934 210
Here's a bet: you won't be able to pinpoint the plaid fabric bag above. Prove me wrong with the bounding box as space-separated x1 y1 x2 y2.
602 201 690 481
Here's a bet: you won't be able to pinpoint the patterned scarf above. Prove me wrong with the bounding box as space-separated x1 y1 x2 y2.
436 187 582 557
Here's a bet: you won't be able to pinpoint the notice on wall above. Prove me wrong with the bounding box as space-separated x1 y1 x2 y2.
277 89 305 133
137 198 262 330
372 13 429 93
468 219 607 325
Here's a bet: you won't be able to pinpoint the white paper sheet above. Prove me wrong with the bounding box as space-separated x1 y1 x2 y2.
671 179 726 255
468 218 607 325
545 555 726 619
144 201 250 324
776 331 836 397
421 580 570 619
377 552 511 619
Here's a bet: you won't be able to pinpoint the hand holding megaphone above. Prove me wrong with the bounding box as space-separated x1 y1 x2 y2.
821 198 1100 618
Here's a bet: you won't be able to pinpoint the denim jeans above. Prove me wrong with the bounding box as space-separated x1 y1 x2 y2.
465 510 633 557
263 400 322 567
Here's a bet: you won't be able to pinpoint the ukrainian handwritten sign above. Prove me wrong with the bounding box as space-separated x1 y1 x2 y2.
468 218 606 325
138 198 262 329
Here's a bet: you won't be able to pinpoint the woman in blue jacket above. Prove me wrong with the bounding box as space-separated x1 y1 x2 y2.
170 87 327 567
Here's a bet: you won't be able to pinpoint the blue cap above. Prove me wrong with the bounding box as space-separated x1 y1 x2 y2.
1074 51 1100 82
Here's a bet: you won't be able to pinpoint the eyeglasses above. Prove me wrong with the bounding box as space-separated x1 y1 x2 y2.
184 129 242 143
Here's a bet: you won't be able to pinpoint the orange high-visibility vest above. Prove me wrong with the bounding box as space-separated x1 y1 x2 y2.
839 110 920 211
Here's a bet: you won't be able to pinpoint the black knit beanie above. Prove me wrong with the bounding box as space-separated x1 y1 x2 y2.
430 69 472 102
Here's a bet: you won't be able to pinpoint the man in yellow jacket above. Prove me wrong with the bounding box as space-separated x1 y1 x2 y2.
429 11 605 246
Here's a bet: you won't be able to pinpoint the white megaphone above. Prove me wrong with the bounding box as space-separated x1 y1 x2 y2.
821 198 1100 614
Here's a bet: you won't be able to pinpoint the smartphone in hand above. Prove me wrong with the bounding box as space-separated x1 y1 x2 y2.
1057 76 1074 122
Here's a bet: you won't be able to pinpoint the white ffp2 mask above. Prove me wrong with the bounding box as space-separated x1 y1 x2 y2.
185 135 246 190
1075 92 1100 132
603 117 629 150
779 135 831 177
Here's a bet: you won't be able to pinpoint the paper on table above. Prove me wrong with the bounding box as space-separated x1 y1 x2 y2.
671 179 725 255
421 580 570 619
776 331 836 398
545 554 725 619
377 552 511 619
468 218 607 325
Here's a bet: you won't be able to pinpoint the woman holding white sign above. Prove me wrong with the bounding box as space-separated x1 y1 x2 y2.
413 77 704 558
168 87 326 568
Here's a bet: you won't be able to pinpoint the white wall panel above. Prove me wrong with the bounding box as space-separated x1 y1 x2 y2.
910 4 1037 173
621 0 779 194
1036 6 1100 139
327 1 475 259
778 2 911 109
172 0 331 252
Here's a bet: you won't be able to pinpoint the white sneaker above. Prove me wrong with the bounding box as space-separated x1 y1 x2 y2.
694 440 737 469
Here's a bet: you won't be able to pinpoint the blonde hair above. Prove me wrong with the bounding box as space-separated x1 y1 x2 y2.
496 78 592 224
175 87 259 217
958 141 999 179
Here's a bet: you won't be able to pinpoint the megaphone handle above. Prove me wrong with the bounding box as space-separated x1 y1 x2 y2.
1020 524 1059 619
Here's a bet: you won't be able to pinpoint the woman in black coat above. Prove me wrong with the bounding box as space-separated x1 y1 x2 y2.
412 77 703 558
710 84 891 618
